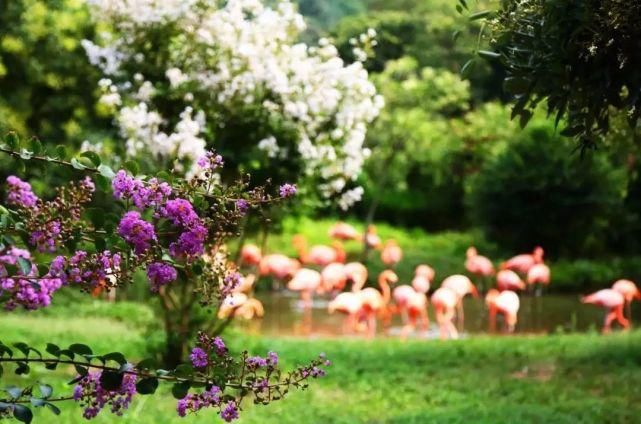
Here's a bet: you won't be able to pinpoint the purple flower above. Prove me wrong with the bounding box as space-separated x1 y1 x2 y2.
235 199 249 215
6 176 38 208
169 224 207 259
246 356 268 370
174 386 222 418
197 151 224 169
146 262 177 292
81 176 96 193
213 337 227 356
30 220 61 253
268 351 278 366
117 211 157 254
161 199 200 228
73 371 137 418
220 401 239 422
279 183 297 198
112 170 140 200
189 347 209 368
132 178 172 209
176 398 188 417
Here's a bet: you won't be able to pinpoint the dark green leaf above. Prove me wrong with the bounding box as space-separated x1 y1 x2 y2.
13 343 30 357
171 381 190 399
102 352 127 366
15 362 29 375
13 404 33 424
74 365 88 376
44 402 60 415
84 208 105 228
478 50 501 59
136 377 159 395
80 151 101 167
68 344 92 356
100 371 124 391
45 343 60 357
124 160 139 175
16 258 32 275
5 132 19 150
136 358 156 370
55 145 67 159
503 77 530 95
28 138 42 155
460 59 475 78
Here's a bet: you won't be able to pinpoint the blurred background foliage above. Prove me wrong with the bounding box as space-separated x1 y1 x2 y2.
1 0 641 293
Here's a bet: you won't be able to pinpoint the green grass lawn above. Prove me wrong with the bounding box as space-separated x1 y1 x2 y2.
1 301 640 423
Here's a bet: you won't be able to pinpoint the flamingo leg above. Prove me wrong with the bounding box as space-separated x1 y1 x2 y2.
367 313 377 338
604 310 617 333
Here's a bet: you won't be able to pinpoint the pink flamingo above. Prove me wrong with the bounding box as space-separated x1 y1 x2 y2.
259 254 300 281
441 274 479 328
612 279 641 322
527 263 551 295
381 240 402 267
358 270 398 337
485 289 520 333
501 246 544 274
496 269 526 291
415 264 435 282
292 235 346 266
582 289 629 333
344 262 368 292
364 225 382 250
287 268 322 308
328 291 363 333
392 284 417 325
400 292 429 339
239 243 262 267
320 262 347 294
328 222 360 241
465 247 494 292
431 287 459 340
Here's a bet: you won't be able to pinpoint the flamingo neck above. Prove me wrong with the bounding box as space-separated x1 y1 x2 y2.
378 277 391 304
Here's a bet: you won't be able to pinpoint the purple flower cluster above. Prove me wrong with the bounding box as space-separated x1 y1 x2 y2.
146 262 177 292
245 351 278 370
51 250 121 290
73 371 137 419
176 386 222 418
0 247 63 310
235 199 249 215
220 401 239 422
189 347 209 368
112 171 171 209
29 220 61 252
197 151 224 169
221 272 242 298
196 332 227 357
81 176 96 193
118 211 157 254
279 183 297 198
161 199 207 259
6 176 38 208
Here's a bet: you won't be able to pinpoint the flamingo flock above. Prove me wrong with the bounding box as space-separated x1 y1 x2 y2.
231 223 640 339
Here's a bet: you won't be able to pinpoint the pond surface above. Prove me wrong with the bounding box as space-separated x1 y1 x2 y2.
235 291 641 339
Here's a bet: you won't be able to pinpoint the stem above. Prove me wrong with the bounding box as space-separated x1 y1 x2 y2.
0 147 100 174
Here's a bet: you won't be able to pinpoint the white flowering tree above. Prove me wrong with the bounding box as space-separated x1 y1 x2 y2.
82 0 383 209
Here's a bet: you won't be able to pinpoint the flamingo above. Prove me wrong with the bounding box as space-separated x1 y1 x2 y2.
411 274 431 295
239 244 262 267
581 289 629 333
415 264 435 282
218 293 265 320
501 246 544 274
431 287 459 340
612 279 641 321
287 268 322 308
485 289 520 333
320 262 347 294
401 292 429 339
465 247 494 292
357 270 398 336
328 291 363 333
328 222 360 241
364 225 382 250
259 254 300 282
441 274 479 328
496 269 526 291
527 263 551 295
392 284 417 325
292 235 346 266
344 262 368 292
381 240 402 267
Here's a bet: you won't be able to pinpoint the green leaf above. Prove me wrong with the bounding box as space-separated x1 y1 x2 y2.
30 398 45 408
55 145 67 159
478 50 501 59
39 384 52 399
174 364 194 378
136 358 156 370
13 404 33 424
68 344 92 356
460 59 475 78
70 158 86 170
84 208 105 228
503 77 530 95
74 365 88 376
519 110 533 128
98 164 116 178
44 402 60 415
124 160 139 175
469 10 492 21
80 151 101 167
6 386 22 399
44 361 58 370
15 362 29 375
136 377 159 395
45 343 60 357
13 342 30 357
102 352 127 366
171 381 190 399
16 258 31 276
100 371 124 391
28 138 42 155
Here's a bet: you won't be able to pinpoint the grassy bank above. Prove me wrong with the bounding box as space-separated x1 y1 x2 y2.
246 216 641 293
1 302 640 423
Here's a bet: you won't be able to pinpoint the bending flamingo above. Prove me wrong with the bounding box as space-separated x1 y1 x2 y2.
320 262 347 294
239 243 262 267
527 263 551 295
287 268 322 308
344 262 368 292
392 284 418 325
259 254 300 289
364 225 382 250
501 246 544 274
485 289 520 333
293 235 346 266
328 291 363 334
357 270 398 337
465 247 494 292
328 222 360 241
441 274 479 328
400 292 429 339
581 289 629 333
431 287 459 340
496 269 526 291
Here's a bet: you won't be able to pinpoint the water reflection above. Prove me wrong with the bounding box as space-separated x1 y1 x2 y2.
234 292 641 339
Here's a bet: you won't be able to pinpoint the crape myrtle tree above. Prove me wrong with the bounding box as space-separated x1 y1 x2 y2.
0 133 329 422
81 0 383 211
467 0 641 146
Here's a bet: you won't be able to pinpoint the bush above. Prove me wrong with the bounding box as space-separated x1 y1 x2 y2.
466 117 628 258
